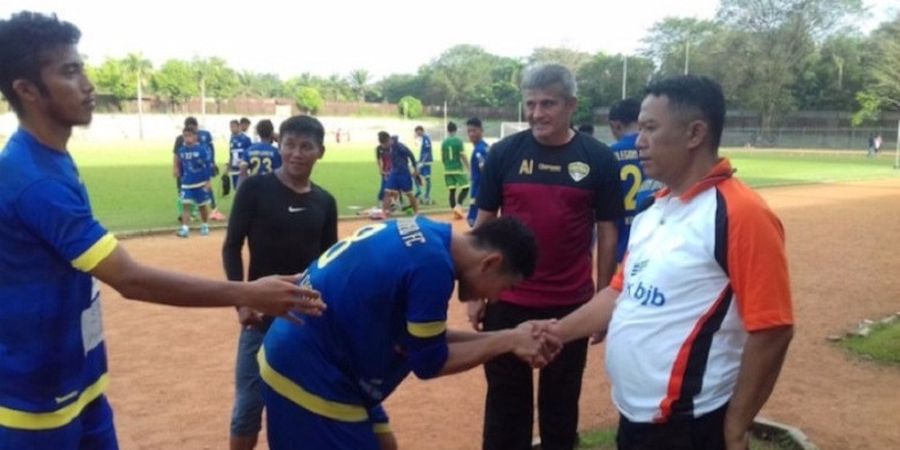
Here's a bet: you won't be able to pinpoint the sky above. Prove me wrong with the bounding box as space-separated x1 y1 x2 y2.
1 0 896 81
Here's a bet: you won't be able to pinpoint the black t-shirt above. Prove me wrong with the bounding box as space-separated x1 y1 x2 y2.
222 174 338 283
477 130 623 307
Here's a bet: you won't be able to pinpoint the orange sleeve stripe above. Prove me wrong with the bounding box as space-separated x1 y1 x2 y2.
610 254 626 292
721 179 794 331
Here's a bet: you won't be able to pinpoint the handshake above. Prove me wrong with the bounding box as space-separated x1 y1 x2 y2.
508 320 567 369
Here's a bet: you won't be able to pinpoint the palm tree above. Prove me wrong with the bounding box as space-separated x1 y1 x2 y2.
122 53 152 139
347 69 371 102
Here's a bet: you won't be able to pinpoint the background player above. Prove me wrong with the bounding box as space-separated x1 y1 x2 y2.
440 121 469 219
0 12 323 448
174 125 214 238
607 98 663 264
414 125 434 205
228 119 253 192
240 117 254 141
172 116 224 222
465 117 489 227
239 119 281 183
379 131 419 217
260 216 556 450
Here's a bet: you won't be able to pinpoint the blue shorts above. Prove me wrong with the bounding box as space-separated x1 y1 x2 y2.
0 396 118 450
180 186 211 206
419 165 432 177
263 385 390 450
385 171 412 193
230 323 271 436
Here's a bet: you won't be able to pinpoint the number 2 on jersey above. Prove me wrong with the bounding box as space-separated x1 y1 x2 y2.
249 156 273 175
620 164 643 212
317 223 388 268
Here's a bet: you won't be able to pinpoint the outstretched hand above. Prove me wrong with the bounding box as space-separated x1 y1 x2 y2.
244 274 325 323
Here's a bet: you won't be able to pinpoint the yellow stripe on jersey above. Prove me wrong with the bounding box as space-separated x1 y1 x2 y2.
257 348 369 422
407 321 446 338
373 422 392 434
71 233 118 272
0 373 108 430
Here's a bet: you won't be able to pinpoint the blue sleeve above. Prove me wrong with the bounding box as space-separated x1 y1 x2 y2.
403 261 454 379
476 142 504 212
272 150 283 169
16 179 116 272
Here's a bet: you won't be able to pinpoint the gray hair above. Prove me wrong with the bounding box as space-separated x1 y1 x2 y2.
521 63 577 99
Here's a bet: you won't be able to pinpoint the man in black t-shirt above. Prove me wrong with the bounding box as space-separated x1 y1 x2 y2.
471 63 623 450
222 116 355 450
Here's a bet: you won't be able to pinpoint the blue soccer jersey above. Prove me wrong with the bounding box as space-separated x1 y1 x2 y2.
242 142 282 176
0 129 117 430
177 143 212 189
198 129 215 163
261 216 455 421
610 133 659 262
418 134 433 177
469 139 489 197
389 142 417 175
229 134 253 174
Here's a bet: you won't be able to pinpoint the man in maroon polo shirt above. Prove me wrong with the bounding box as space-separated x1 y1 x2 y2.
469 63 623 450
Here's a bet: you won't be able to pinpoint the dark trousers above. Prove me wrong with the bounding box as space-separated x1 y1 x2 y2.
616 403 728 450
482 301 589 450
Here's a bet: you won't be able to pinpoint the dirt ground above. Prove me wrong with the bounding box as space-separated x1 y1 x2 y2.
101 179 900 450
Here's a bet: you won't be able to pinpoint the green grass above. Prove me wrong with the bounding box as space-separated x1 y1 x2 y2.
6 137 898 233
840 321 900 365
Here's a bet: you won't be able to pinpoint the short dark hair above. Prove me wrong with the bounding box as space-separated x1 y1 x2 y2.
470 217 538 279
279 115 325 147
377 131 391 144
256 119 274 140
0 11 81 115
465 117 482 129
184 116 198 127
447 121 457 133
182 124 197 135
414 125 424 132
240 117 251 125
608 98 641 125
577 123 594 134
230 119 239 126
644 75 726 149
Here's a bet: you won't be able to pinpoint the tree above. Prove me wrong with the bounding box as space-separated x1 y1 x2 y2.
347 69 371 102
528 47 592 73
853 14 900 123
151 59 197 111
715 0 864 133
122 53 152 139
294 86 324 114
238 71 285 98
379 73 427 103
642 17 721 76
423 45 496 106
91 58 134 110
574 53 655 124
398 95 423 119
192 57 239 113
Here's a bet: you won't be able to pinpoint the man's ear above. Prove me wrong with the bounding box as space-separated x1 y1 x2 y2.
12 79 42 108
480 252 504 274
685 119 709 150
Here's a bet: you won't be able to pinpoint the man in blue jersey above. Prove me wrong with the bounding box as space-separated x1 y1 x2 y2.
175 125 213 238
607 98 663 263
261 215 557 450
238 119 282 183
228 119 253 192
379 131 419 217
466 117 489 227
0 12 324 449
414 125 434 205
240 117 254 142
172 116 225 222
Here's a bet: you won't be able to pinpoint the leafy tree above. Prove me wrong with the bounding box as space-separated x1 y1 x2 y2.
192 57 239 113
528 47 592 73
122 53 152 138
91 58 134 109
853 14 900 123
151 59 197 110
423 45 496 106
398 95 424 119
347 69 371 102
642 17 721 76
379 73 427 103
294 86 324 114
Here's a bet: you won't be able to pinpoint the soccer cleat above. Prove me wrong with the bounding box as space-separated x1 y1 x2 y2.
200 224 210 236
177 227 189 238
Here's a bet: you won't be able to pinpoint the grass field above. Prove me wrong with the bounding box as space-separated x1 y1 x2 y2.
20 138 900 232
841 321 900 365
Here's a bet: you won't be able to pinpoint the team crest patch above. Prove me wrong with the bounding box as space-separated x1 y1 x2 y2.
568 162 590 182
